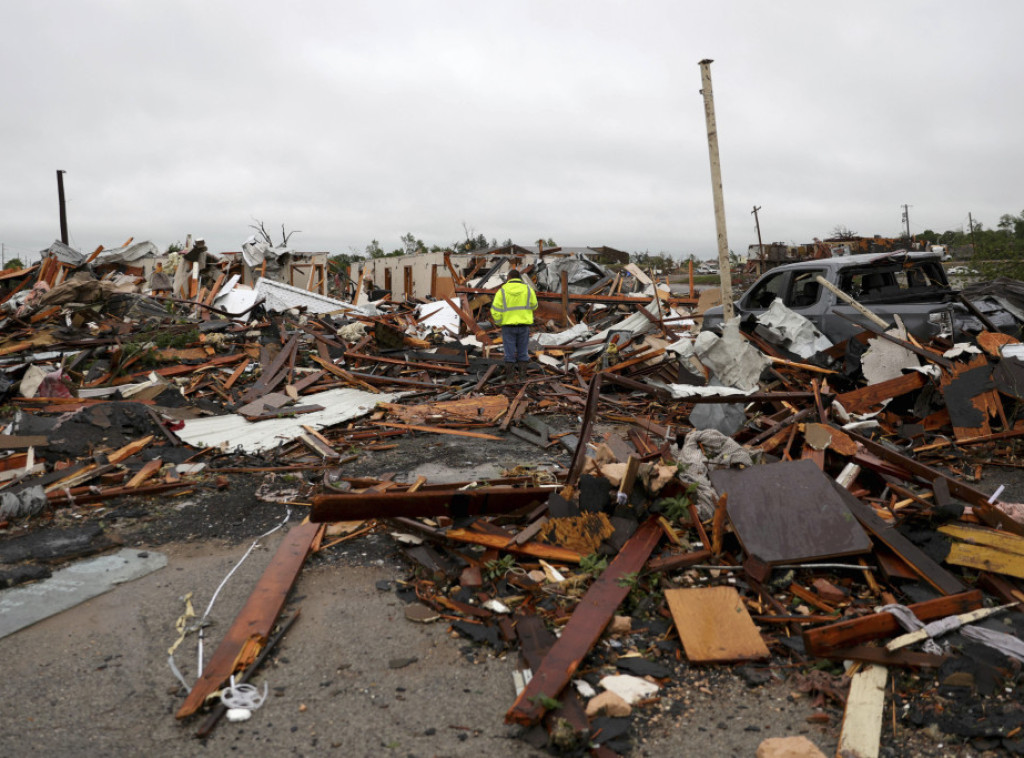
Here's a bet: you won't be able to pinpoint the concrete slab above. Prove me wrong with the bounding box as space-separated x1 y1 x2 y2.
0 548 167 639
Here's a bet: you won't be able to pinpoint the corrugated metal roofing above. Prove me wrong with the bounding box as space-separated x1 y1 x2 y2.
177 387 402 453
254 277 358 314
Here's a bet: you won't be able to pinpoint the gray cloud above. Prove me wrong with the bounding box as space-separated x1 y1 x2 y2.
1 1 1021 264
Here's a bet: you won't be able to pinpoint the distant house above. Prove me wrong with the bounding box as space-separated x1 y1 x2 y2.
352 248 533 302
350 243 627 302
213 248 330 294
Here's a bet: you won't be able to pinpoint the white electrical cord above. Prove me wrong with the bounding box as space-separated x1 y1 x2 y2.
197 509 292 677
168 508 291 692
220 675 268 710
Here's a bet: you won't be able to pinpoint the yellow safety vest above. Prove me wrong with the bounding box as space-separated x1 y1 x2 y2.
490 278 538 326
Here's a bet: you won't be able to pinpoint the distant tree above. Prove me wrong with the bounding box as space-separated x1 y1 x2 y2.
165 241 183 254
830 225 857 240
3 258 24 270
630 250 673 272
328 252 362 275
401 232 427 256
455 223 497 252
366 239 385 258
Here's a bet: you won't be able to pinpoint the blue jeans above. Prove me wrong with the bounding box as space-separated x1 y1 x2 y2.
501 324 530 363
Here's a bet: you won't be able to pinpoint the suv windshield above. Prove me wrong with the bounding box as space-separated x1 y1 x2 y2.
837 259 950 303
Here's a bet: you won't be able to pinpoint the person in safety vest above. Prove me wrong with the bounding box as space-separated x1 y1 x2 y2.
490 268 538 382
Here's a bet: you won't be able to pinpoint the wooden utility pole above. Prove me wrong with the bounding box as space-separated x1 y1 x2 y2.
698 59 734 319
968 212 979 256
901 204 911 241
56 170 69 245
751 205 765 268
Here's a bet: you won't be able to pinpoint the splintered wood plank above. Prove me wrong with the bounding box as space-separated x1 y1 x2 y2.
837 664 888 758
664 587 769 663
378 395 509 425
946 542 1024 579
938 523 1024 556
505 518 662 726
847 429 1024 537
710 460 871 565
126 458 162 488
369 421 501 440
443 529 582 564
176 521 320 719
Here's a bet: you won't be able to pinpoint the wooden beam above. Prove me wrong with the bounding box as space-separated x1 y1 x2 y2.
505 518 662 726
802 590 983 656
311 485 552 522
176 521 321 718
834 371 926 415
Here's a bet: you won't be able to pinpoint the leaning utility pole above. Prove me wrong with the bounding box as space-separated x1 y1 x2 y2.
56 170 69 245
698 59 734 319
968 211 979 256
751 205 765 266
901 203 911 241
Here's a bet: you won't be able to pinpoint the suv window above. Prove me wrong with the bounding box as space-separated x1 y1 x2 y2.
744 271 787 309
838 260 950 302
785 269 825 309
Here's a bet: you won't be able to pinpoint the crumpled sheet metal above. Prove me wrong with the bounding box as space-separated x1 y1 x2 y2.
569 299 664 361
862 325 920 386
755 299 832 359
691 318 770 393
673 428 759 519
534 323 590 347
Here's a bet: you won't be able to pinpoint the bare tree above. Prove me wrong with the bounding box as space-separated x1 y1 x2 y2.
249 218 301 246
830 224 857 240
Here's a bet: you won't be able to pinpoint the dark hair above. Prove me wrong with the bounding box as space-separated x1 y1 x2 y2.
506 269 521 280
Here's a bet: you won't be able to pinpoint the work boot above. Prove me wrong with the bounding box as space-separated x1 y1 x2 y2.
504 363 515 383
517 362 528 381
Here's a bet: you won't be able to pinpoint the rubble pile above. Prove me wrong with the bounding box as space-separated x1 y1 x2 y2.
2 239 1024 755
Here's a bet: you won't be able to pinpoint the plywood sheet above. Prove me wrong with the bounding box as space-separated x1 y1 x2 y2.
710 459 871 564
939 355 997 440
665 587 769 663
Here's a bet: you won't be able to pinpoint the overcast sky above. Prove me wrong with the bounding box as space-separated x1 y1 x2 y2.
2 1 1021 264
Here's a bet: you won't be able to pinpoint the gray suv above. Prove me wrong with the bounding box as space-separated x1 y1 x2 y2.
700 251 960 343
